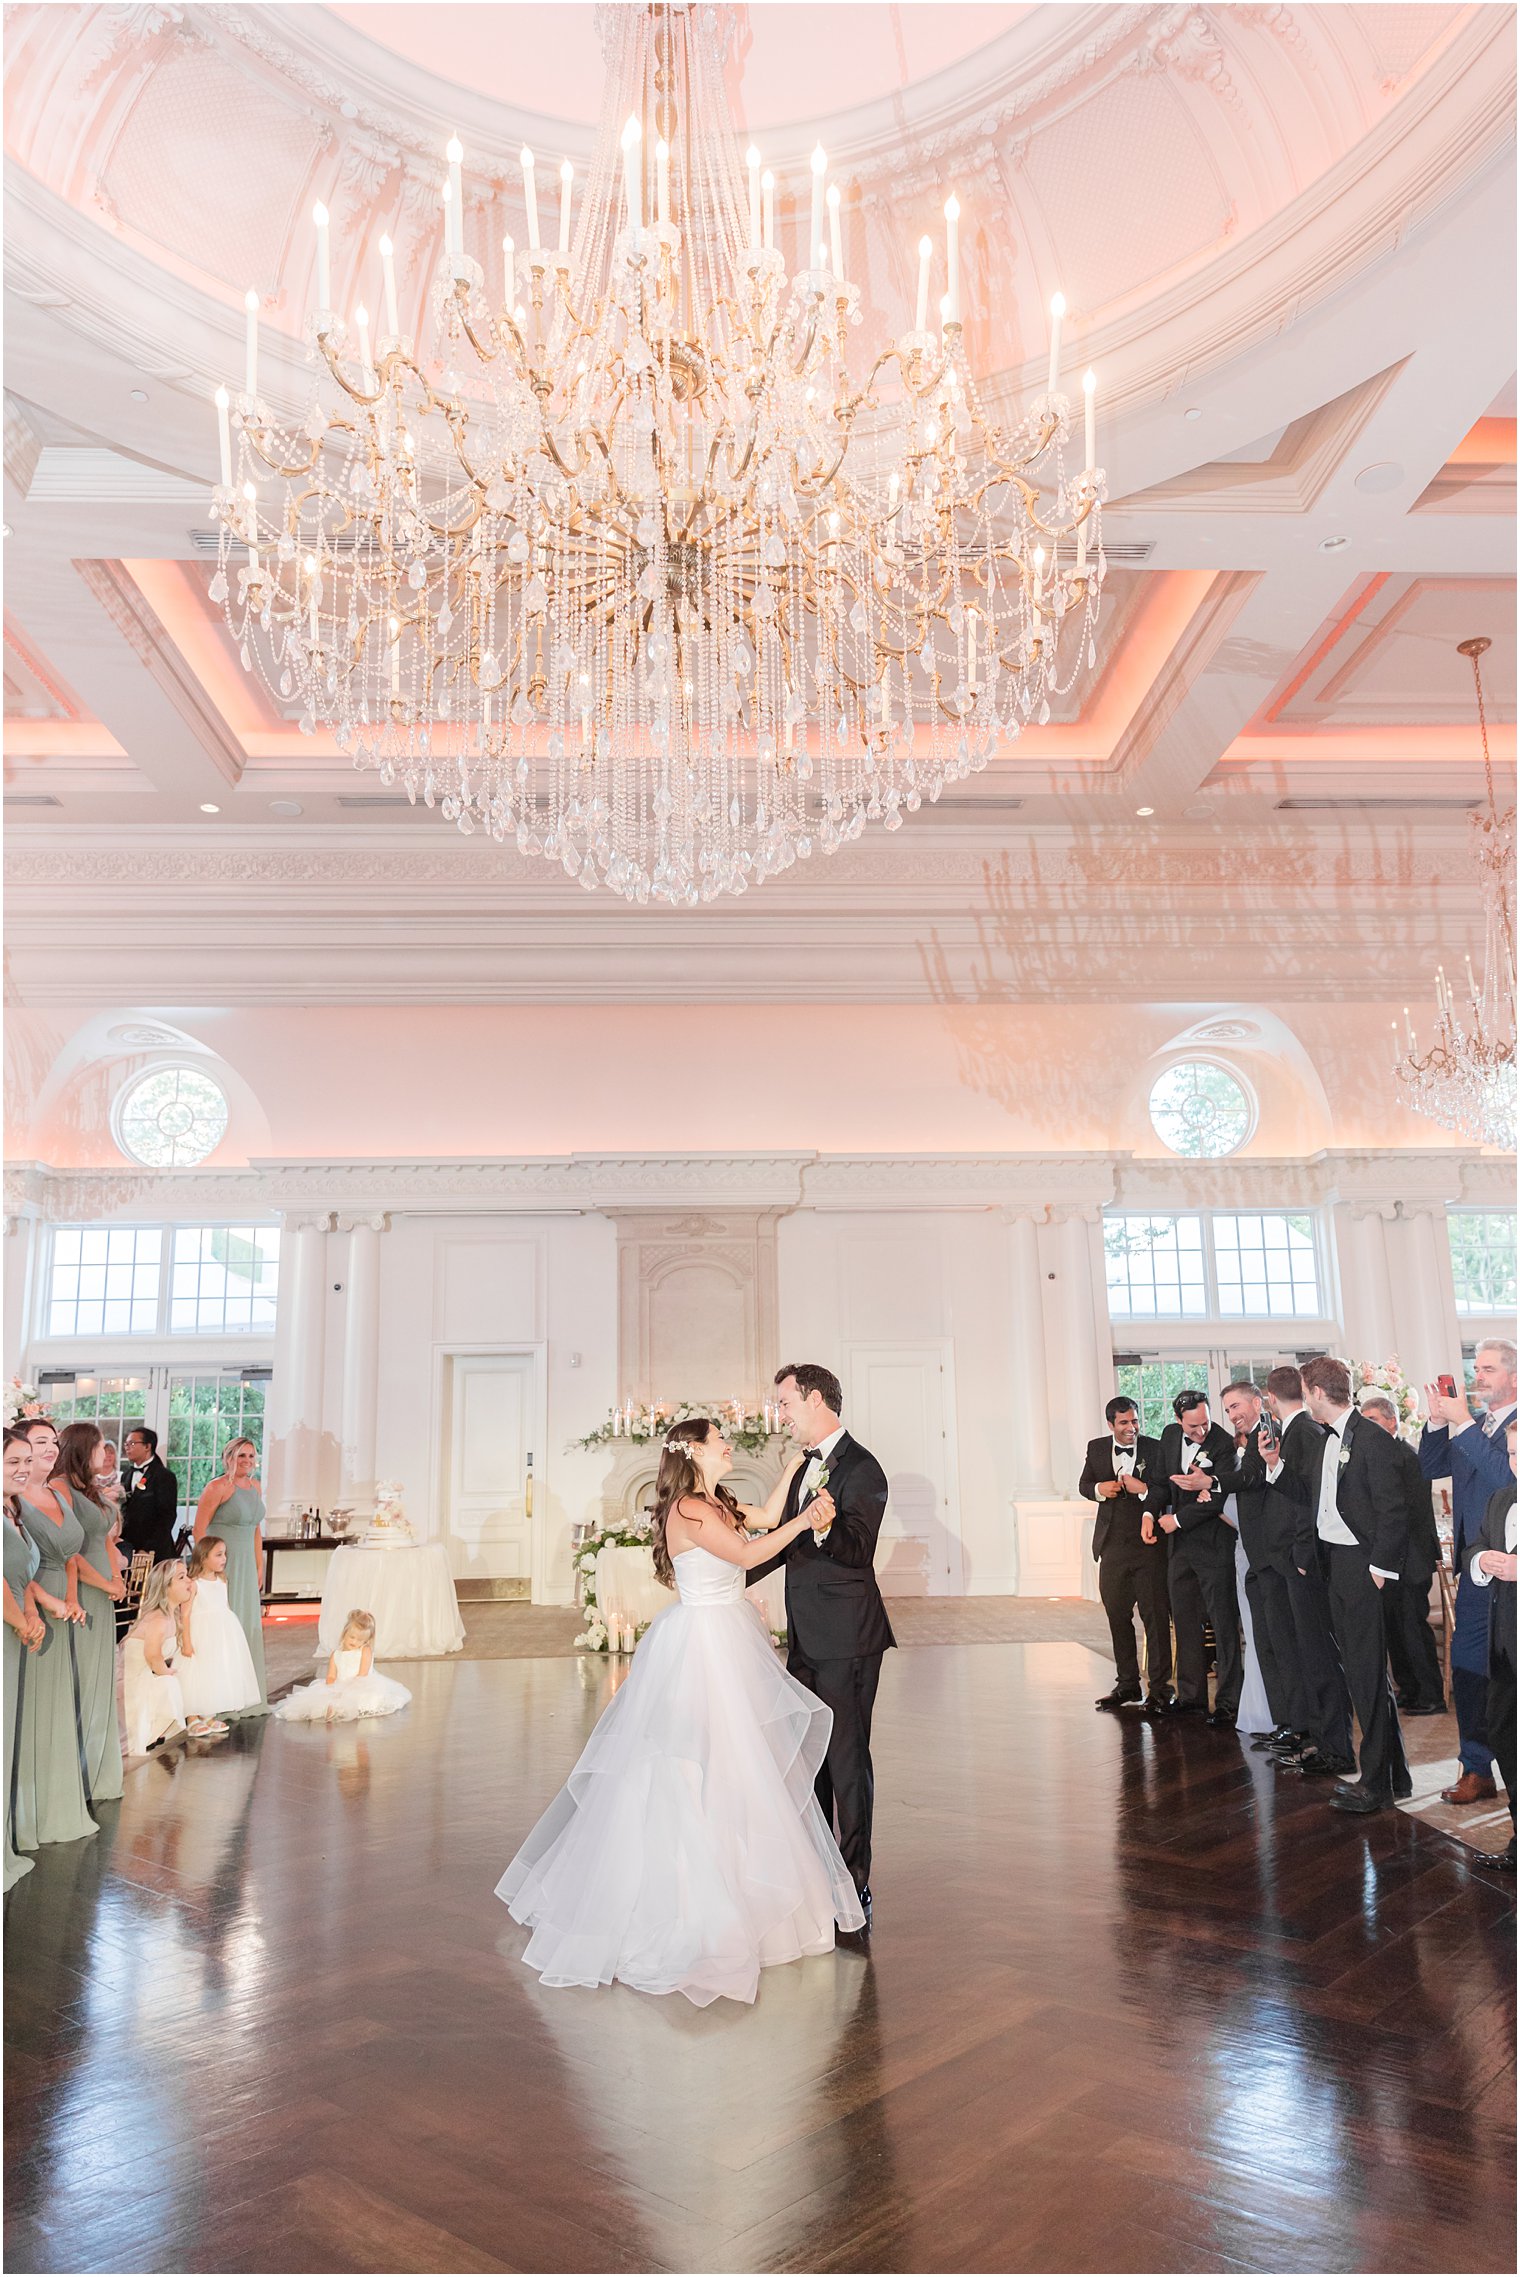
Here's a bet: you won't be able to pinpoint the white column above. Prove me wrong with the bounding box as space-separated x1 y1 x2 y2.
1056 1206 1107 1496
1004 1207 1053 1495
1350 1203 1397 1363
1397 1202 1460 1388
4 1214 39 1372
268 1213 331 1511
338 1213 388 1508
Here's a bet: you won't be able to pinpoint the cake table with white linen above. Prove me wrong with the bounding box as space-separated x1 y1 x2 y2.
595 1542 786 1639
316 1541 465 1660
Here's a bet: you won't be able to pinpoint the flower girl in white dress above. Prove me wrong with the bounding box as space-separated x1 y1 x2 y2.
123 1563 228 1752
177 1536 265 1721
276 1609 411 1723
498 1420 864 2007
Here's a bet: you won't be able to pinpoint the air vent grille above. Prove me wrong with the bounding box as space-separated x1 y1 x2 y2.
1277 796 1481 813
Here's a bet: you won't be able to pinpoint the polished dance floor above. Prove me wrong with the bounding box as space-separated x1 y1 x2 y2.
4 1639 1514 2275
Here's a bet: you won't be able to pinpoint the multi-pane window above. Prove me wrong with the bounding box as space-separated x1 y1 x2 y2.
169 1226 280 1335
1448 1212 1518 1315
1113 1357 1211 1438
44 1224 280 1339
165 1373 268 1514
1104 1215 1208 1317
47 1228 163 1338
1212 1213 1320 1317
1105 1211 1324 1320
115 1067 228 1169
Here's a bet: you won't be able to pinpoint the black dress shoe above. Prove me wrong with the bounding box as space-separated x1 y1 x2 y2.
1330 1782 1391 1814
1488 1845 1518 1872
1400 1701 1446 1717
1252 1725 1296 1752
1140 1695 1172 1717
1163 1697 1209 1715
1095 1685 1143 1712
856 1886 872 1929
1297 1749 1355 1778
1267 1731 1305 1756
1205 1709 1238 1729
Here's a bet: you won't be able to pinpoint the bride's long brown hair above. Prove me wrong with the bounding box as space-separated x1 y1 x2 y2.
648 1419 740 1588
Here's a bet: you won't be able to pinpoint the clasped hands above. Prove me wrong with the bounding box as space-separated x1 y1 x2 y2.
1095 1474 1146 1499
808 1490 836 1534
1478 1549 1518 1584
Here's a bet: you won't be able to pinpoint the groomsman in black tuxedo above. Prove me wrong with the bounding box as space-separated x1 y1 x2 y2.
1362 1394 1446 1716
1221 1379 1305 1747
1155 1390 1242 1726
1079 1397 1171 1713
1469 1417 1517 1870
1271 1357 1410 1814
753 1364 895 1927
1259 1367 1353 1777
120 1426 181 1564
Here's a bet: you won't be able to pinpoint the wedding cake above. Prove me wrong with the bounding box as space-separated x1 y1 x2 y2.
364 1481 415 1549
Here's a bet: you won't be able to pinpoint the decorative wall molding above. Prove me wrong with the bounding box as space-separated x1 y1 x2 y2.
7 1146 1508 1228
73 559 245 787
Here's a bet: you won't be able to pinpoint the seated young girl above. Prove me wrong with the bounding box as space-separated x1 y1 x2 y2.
276 1610 411 1724
123 1563 228 1753
177 1536 263 1720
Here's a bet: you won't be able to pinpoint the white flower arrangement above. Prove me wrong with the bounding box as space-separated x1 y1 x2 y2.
1352 1357 1422 1442
4 1379 47 1428
572 1516 786 1652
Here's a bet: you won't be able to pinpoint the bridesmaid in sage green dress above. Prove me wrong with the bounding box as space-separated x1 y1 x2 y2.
4 1429 46 1889
12 1419 97 1846
52 1424 126 1805
194 1438 269 1714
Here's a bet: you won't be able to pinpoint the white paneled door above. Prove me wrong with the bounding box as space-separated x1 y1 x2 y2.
845 1342 961 1595
444 1353 536 1583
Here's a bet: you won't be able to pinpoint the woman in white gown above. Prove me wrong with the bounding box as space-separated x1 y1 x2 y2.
498 1420 865 2006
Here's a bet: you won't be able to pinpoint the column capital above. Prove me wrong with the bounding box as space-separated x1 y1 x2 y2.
280 1210 333 1236
335 1212 391 1237
1048 1202 1104 1228
998 1203 1049 1229
1346 1199 1399 1224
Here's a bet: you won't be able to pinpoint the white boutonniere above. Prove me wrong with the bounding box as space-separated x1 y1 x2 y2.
1338 1445 1352 1470
809 1465 830 1501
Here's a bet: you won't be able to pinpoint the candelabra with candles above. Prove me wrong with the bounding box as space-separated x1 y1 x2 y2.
1393 635 1517 1150
209 2 1105 905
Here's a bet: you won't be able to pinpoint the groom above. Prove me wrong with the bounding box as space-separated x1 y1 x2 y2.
751 1363 895 1927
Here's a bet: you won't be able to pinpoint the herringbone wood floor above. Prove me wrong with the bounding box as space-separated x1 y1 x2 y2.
4 1640 1514 2275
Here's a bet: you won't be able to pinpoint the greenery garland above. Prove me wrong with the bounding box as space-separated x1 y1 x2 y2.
572 1400 782 1457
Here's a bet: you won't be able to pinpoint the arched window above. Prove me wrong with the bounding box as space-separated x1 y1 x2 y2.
114 1066 229 1169
1148 1061 1254 1159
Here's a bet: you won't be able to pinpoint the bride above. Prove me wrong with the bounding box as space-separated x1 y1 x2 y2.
497 1417 865 2006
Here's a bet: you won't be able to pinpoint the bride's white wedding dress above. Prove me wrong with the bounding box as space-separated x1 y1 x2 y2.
497 1542 864 2005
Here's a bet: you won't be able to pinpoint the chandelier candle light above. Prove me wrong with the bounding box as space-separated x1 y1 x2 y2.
208 5 1106 905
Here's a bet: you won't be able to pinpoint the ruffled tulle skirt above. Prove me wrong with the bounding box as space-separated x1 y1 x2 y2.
275 1669 411 1723
497 1597 863 2006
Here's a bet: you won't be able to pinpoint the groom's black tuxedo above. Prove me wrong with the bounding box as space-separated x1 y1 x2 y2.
750 1430 894 1895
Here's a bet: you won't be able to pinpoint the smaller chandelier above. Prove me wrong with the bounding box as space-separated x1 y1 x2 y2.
1394 635 1517 1150
208 5 1107 904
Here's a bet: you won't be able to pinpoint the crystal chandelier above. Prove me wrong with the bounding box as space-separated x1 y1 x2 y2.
1393 635 1517 1149
209 3 1106 904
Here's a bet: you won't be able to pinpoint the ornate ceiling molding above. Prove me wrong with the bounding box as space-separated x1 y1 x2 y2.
73 558 244 786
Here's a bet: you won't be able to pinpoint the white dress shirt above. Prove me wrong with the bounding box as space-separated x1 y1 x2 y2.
802 1427 846 1541
1112 1443 1147 1499
1317 1409 1398 1580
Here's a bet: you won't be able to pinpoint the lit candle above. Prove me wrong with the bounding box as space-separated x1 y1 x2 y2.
446 135 464 258
440 180 453 262
655 140 670 227
355 303 371 380
214 385 232 487
520 146 539 251
827 182 843 281
243 287 259 401
559 159 574 252
915 233 932 332
1047 291 1065 398
621 114 642 230
1083 367 1096 473
747 143 762 249
762 169 775 251
378 234 399 338
312 201 331 316
943 195 960 325
810 144 827 274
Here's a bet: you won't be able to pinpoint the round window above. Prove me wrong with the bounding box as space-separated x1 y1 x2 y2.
1148 1061 1254 1159
115 1066 229 1169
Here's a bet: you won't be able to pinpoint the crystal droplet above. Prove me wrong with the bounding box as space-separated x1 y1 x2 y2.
239 643 252 672
208 571 228 604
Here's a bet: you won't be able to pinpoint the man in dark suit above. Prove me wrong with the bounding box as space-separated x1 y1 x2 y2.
1222 1379 1304 1747
1155 1390 1242 1727
1274 1357 1410 1814
754 1364 895 1927
1469 1417 1517 1871
1420 1339 1517 1804
1259 1366 1353 1777
1362 1394 1445 1716
1079 1396 1170 1713
120 1427 181 1564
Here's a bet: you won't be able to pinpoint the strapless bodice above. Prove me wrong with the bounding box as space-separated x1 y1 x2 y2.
672 1545 746 1607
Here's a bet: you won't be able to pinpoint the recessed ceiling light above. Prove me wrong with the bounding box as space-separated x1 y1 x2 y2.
1355 460 1403 495
199 802 221 814
1319 534 1349 552
130 388 149 403
1136 805 1155 817
269 798 304 817
1182 406 1203 421
340 98 359 118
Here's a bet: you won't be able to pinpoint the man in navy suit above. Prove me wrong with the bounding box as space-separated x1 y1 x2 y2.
1468 1416 1517 1871
1421 1339 1518 1805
